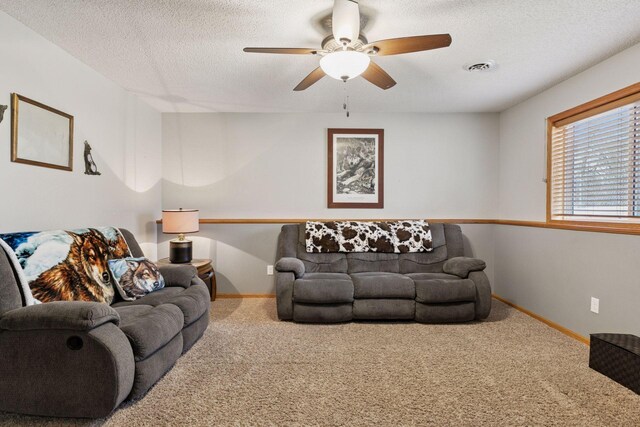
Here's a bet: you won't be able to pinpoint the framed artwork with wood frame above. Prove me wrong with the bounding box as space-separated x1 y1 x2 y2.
11 93 74 171
328 128 384 209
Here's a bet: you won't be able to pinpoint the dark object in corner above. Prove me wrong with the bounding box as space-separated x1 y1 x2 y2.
590 333 640 394
83 141 101 175
0 105 7 123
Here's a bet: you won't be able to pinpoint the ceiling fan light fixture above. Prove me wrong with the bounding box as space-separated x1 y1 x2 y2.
320 50 370 81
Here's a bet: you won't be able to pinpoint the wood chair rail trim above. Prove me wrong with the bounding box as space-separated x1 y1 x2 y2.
154 218 640 236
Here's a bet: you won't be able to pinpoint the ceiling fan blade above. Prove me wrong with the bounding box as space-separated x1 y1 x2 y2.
293 67 326 91
361 62 396 90
368 34 452 56
243 47 318 55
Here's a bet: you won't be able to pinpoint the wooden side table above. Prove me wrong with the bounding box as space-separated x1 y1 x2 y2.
157 258 216 301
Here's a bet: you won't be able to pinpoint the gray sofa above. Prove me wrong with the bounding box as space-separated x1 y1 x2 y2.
275 223 491 323
0 229 210 418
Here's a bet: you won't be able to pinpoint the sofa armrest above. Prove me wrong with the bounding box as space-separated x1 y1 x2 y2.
469 271 492 320
0 321 134 417
443 257 486 279
0 301 120 331
275 272 295 320
275 257 305 279
158 264 198 288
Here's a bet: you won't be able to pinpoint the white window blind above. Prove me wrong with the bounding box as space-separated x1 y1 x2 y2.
550 98 640 220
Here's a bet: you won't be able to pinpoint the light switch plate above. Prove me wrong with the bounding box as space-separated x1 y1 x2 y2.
267 265 274 276
590 297 599 314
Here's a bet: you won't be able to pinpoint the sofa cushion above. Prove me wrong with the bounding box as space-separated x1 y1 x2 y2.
398 247 448 274
128 333 183 399
351 272 415 299
160 284 210 326
347 253 399 274
157 263 197 288
415 302 475 323
414 279 476 304
296 250 348 274
397 223 448 273
293 303 352 323
115 304 183 361
405 272 459 281
353 299 415 320
293 273 353 304
301 272 351 280
112 285 208 327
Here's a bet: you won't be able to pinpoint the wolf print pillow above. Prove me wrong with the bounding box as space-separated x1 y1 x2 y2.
109 257 165 300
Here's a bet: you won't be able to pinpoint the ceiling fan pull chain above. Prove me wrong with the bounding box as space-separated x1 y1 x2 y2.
346 95 350 118
343 82 350 118
343 81 347 110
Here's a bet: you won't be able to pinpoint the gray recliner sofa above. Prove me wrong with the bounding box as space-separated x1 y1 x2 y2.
275 223 491 323
0 229 210 418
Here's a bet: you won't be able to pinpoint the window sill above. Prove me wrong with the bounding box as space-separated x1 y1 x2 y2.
543 219 640 236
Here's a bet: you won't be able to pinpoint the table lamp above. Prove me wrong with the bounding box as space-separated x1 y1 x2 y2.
162 208 199 263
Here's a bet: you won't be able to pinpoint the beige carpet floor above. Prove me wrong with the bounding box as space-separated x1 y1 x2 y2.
1 298 639 426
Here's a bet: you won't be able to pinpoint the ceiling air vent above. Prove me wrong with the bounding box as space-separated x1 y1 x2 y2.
464 60 496 72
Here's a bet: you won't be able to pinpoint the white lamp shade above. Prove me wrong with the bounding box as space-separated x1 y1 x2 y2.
320 50 370 81
332 0 360 43
162 209 199 234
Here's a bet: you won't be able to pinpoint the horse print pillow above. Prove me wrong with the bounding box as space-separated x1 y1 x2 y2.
109 257 165 300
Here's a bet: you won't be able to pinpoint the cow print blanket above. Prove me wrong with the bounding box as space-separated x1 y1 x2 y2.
306 220 433 253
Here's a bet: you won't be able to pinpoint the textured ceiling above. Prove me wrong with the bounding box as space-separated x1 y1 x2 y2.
1 0 640 113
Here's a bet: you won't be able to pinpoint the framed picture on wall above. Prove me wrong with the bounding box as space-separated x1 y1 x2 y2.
328 128 384 209
11 93 74 171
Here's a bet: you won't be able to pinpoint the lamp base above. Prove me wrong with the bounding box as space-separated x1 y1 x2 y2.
169 239 192 263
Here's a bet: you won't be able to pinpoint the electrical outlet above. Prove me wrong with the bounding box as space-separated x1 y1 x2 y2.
267 265 274 276
590 297 599 314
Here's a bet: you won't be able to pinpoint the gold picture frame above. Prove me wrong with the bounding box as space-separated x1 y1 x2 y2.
11 93 74 171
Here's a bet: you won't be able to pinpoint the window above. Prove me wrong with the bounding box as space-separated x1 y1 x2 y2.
547 83 640 226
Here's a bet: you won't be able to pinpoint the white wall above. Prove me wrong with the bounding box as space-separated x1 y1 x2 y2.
496 42 640 337
0 12 162 258
161 112 499 293
162 113 499 218
499 43 640 221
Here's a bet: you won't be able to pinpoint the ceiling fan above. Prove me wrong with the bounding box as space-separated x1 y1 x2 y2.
243 0 452 91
